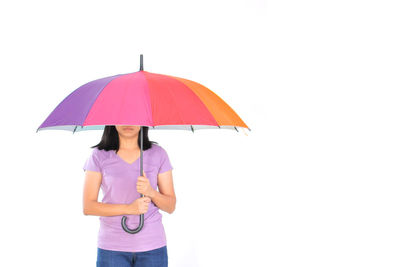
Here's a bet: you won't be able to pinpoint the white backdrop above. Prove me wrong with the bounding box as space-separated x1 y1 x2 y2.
1 0 400 266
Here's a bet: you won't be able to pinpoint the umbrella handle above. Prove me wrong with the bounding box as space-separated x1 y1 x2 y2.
121 125 145 234
121 194 145 234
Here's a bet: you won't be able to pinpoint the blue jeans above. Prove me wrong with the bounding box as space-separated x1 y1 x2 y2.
96 246 168 267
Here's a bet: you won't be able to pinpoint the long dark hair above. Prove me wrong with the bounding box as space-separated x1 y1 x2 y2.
91 126 158 152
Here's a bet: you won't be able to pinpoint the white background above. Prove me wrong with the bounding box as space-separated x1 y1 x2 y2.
1 0 399 266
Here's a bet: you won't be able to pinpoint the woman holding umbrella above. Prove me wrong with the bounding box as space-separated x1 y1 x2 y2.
37 55 249 267
83 125 175 267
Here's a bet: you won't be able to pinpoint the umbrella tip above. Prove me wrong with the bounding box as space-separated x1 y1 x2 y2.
140 54 143 71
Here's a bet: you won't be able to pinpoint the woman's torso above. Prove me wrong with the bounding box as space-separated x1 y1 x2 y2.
91 143 169 252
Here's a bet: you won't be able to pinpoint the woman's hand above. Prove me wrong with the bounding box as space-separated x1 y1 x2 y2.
126 196 151 215
136 171 156 198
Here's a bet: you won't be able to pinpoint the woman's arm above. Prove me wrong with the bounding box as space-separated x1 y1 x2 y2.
149 170 176 214
83 170 129 216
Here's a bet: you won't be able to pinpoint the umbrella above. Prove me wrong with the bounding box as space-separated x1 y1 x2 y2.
37 54 251 234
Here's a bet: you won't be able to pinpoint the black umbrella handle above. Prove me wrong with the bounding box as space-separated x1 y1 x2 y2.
121 124 145 234
121 193 145 234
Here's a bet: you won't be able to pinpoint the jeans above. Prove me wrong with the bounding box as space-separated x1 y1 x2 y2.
96 246 168 267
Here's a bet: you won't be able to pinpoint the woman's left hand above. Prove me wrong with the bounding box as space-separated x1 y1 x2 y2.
137 171 155 198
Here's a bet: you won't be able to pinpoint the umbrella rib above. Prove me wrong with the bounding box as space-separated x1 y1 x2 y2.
169 76 221 128
81 74 122 130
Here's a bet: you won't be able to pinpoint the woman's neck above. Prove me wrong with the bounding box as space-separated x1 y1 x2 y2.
119 136 139 150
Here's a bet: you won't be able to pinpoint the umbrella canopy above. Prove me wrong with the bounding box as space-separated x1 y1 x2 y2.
37 59 250 134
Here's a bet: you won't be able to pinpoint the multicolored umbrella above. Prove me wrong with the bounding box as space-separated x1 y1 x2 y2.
37 54 251 234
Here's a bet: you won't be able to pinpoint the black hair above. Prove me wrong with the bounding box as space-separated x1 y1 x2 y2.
91 126 158 152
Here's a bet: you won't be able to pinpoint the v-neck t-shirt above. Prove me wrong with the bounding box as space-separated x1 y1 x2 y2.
83 143 173 252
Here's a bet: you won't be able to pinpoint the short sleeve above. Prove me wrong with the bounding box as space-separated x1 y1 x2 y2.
158 146 173 174
83 148 102 173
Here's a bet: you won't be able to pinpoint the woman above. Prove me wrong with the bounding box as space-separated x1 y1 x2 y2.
82 125 176 267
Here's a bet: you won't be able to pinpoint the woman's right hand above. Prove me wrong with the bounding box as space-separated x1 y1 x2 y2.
126 196 151 215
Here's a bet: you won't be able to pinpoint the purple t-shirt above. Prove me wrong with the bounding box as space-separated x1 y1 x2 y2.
83 143 173 252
